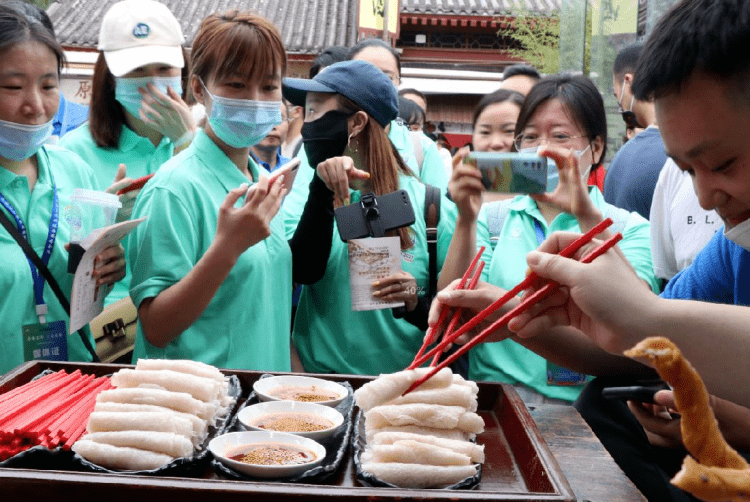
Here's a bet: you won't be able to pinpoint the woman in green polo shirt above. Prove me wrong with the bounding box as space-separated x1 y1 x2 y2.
127 11 336 371
59 0 196 306
281 60 492 375
440 73 658 404
0 2 125 373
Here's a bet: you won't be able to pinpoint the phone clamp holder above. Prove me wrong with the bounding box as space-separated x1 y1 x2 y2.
360 193 386 238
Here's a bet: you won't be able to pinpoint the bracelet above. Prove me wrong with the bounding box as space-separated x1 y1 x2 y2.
173 129 195 149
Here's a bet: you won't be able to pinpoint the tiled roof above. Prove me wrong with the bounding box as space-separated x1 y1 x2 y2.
401 0 561 16
49 0 559 54
48 0 360 55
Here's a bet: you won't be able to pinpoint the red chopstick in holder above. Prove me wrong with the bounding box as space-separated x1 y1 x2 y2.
408 218 614 371
430 260 485 367
402 232 623 396
411 246 485 364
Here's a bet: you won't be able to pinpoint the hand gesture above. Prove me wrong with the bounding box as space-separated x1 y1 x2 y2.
449 147 483 222
105 164 139 222
214 175 286 260
372 272 419 312
531 146 600 227
426 278 516 346
139 83 196 142
314 156 370 207
506 231 655 355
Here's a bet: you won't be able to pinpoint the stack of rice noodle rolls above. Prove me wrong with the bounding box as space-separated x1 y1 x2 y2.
72 359 233 471
354 367 485 488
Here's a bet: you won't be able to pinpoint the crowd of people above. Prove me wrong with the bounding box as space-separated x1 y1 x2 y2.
1 0 749 500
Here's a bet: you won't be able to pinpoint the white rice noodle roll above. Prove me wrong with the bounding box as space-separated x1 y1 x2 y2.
72 440 173 471
86 411 193 439
369 440 472 466
354 368 454 412
135 359 225 383
386 384 477 411
81 431 193 458
361 461 478 489
96 388 217 421
366 404 485 434
452 374 480 395
371 431 485 463
111 369 222 404
365 424 469 443
94 402 208 443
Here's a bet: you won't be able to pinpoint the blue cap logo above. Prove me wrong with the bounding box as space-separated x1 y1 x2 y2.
133 23 150 38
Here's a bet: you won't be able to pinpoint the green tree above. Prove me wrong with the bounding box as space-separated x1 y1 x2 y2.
24 0 58 10
498 12 561 74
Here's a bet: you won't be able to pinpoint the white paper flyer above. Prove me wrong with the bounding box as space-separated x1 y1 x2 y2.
348 236 404 312
69 217 146 334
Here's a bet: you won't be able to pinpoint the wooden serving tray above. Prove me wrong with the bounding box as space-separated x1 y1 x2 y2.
0 361 575 502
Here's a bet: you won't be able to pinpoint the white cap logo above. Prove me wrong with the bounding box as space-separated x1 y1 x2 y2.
133 23 150 38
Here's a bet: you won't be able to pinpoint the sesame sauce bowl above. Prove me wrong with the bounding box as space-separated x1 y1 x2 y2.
237 400 345 441
209 431 326 478
253 375 348 407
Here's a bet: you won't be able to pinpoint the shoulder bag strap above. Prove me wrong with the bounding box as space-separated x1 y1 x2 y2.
0 209 100 362
424 183 440 298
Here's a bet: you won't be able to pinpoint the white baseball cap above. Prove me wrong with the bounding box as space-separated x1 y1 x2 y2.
98 0 185 77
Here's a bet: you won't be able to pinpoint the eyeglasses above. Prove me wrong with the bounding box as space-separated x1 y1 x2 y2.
514 133 587 151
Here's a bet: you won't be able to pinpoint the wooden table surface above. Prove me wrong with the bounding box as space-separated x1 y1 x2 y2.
529 404 647 502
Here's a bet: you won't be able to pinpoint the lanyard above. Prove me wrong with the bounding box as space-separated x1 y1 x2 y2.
533 219 546 246
0 183 59 324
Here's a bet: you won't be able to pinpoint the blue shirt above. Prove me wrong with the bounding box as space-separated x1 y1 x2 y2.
250 149 290 174
603 127 667 220
661 230 750 305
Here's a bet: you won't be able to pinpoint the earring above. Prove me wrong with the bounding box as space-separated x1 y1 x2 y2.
347 133 359 154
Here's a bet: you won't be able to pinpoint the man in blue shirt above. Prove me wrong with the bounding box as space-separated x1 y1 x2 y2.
603 43 666 220
249 102 290 173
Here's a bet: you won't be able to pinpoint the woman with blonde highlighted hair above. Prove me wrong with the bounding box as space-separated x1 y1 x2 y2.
282 60 491 375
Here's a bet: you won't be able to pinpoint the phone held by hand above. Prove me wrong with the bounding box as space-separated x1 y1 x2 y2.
602 382 671 404
334 190 416 241
466 151 549 194
116 174 155 195
268 158 301 187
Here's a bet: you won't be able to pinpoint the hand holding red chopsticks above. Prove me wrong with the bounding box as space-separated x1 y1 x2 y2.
403 218 621 396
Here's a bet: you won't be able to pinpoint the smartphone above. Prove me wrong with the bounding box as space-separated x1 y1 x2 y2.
602 383 670 404
116 173 155 195
334 189 416 241
268 158 301 188
466 151 548 193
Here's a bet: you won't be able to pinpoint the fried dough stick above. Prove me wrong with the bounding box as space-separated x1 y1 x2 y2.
625 337 750 502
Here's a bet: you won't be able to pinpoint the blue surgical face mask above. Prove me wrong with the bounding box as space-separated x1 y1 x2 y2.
0 118 54 161
202 81 282 149
115 76 183 118
519 145 591 191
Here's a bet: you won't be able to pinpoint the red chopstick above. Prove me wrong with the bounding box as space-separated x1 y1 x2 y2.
411 246 485 364
409 218 614 371
430 260 485 367
402 232 623 396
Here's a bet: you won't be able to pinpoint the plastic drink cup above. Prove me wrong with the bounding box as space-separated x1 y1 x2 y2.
65 189 122 273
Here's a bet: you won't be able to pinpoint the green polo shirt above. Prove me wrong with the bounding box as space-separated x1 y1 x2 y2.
0 145 97 373
128 129 292 371
60 123 175 305
282 120 449 240
292 174 492 376
470 188 659 401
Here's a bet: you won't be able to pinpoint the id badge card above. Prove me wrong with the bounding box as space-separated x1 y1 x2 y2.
547 361 589 386
22 320 68 362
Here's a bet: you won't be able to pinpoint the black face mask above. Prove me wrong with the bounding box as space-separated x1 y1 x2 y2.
302 110 352 168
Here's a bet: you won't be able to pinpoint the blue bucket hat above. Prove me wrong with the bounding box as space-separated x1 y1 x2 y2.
282 60 398 128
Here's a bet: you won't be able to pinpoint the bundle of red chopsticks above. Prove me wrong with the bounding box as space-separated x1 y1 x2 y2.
403 218 621 396
0 369 112 459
